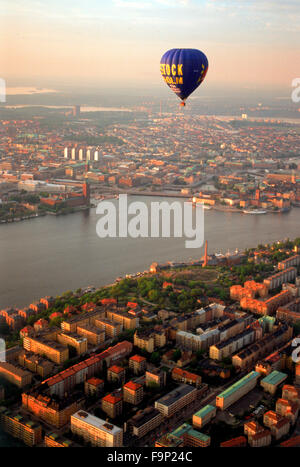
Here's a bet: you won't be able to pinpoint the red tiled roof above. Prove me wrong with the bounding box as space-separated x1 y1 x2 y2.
108 365 125 374
172 367 200 382
130 355 146 363
124 381 142 391
50 312 62 319
102 394 122 405
87 377 104 386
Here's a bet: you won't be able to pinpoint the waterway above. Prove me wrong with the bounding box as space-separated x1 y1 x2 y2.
0 196 299 309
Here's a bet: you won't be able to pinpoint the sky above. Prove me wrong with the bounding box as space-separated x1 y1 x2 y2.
0 0 299 94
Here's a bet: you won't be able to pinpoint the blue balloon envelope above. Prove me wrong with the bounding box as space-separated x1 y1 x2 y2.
160 48 208 104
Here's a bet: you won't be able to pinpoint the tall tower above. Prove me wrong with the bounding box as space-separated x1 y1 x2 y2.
82 181 90 205
203 240 208 267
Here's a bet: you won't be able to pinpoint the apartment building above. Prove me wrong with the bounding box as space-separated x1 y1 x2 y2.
42 341 132 397
0 408 42 446
44 433 74 447
264 267 297 290
176 328 220 352
123 381 143 405
134 330 155 353
232 324 292 370
101 393 123 419
158 423 210 448
216 371 260 410
0 362 32 388
277 298 300 323
94 318 123 339
248 429 271 447
22 391 82 428
23 336 69 364
61 309 105 333
145 368 166 388
209 327 255 361
128 407 163 438
278 255 300 271
107 365 126 384
241 290 292 316
71 411 123 447
76 325 105 346
260 370 288 395
263 411 290 440
84 377 104 397
57 332 88 355
106 310 139 330
129 355 147 375
282 385 300 404
18 352 54 378
171 368 202 388
155 384 197 417
193 405 216 429
276 398 299 424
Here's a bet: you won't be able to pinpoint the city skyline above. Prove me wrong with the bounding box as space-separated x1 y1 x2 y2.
1 0 300 93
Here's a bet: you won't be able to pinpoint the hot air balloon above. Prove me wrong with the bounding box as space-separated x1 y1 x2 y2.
160 48 208 106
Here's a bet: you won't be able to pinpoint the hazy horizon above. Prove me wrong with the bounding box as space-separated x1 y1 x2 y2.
1 0 300 99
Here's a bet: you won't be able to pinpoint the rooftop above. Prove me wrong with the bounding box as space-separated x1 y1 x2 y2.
156 384 196 407
193 404 216 419
71 411 122 435
261 370 288 387
217 371 260 400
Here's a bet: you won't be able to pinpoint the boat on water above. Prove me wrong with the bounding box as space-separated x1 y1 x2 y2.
243 209 267 215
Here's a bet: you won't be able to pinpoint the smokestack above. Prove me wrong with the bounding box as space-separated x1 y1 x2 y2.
203 240 208 267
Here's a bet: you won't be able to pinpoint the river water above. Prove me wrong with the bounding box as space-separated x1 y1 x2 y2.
0 196 299 309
